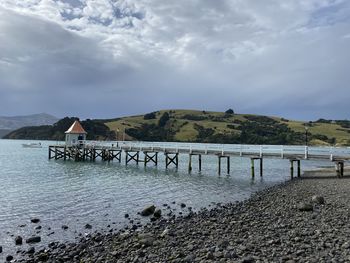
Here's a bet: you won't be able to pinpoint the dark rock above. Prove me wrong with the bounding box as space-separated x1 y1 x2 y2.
35 225 42 230
6 255 13 261
15 236 23 245
141 205 156 216
26 236 41 244
62 225 69 230
180 203 186 208
297 202 313 212
124 213 129 218
85 224 92 229
27 247 35 254
241 256 255 263
0 246 2 253
311 195 325 205
31 218 40 223
153 209 162 218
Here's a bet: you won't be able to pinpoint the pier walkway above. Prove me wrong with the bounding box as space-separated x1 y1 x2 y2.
49 141 350 178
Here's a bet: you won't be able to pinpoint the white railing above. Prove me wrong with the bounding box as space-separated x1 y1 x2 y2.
57 140 350 160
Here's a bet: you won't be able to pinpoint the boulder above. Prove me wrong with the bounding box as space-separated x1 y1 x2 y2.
15 236 23 245
85 224 92 229
141 205 156 216
153 209 162 218
311 195 325 205
297 202 313 212
6 255 13 262
26 236 41 244
27 247 35 254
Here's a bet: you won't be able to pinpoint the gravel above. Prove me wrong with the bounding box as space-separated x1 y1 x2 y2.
13 176 350 262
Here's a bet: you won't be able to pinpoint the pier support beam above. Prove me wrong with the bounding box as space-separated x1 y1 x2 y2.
218 155 230 175
165 153 179 168
290 159 301 179
188 154 202 172
335 161 344 177
251 157 263 178
144 152 158 166
125 151 140 165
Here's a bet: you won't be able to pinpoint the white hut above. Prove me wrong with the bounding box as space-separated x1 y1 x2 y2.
65 120 87 146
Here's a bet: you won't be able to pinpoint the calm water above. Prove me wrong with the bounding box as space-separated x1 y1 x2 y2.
0 139 332 259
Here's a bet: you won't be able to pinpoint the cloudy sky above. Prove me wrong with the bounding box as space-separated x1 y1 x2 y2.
0 0 349 120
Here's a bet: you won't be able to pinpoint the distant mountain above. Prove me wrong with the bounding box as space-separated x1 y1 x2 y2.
0 129 12 138
0 113 58 130
4 117 116 141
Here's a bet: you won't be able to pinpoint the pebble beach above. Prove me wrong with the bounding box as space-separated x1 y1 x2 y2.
9 171 350 263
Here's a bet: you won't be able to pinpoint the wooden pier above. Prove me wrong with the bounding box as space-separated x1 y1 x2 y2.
48 142 350 178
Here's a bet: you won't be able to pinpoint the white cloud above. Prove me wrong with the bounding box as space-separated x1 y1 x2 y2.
0 0 349 119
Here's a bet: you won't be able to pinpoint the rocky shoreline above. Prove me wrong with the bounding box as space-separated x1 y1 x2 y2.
8 175 350 262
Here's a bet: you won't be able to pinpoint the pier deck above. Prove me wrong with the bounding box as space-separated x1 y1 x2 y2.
49 141 350 177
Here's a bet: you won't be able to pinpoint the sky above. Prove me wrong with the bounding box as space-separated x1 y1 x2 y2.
0 0 349 120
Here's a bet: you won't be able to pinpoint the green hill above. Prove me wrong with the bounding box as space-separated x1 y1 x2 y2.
4 109 350 146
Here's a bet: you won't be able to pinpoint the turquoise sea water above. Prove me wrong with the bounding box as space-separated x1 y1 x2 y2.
0 139 333 259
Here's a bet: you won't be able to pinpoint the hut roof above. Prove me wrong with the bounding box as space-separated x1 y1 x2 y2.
65 121 87 134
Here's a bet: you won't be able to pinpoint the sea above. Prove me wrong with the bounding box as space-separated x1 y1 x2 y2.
0 139 336 259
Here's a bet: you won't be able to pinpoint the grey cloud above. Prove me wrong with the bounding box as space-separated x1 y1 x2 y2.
0 1 349 120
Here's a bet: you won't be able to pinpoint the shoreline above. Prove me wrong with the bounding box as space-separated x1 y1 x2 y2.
13 172 350 262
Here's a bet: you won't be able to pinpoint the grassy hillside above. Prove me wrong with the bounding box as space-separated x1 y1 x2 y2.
4 109 350 146
105 109 350 146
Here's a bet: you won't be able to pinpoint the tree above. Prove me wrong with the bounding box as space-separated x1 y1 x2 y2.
144 112 156 120
158 112 170 127
225 109 234 114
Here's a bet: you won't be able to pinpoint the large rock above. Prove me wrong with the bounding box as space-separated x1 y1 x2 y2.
153 209 162 218
311 195 325 205
141 205 156 216
297 202 313 212
15 236 23 245
31 218 40 223
26 236 41 244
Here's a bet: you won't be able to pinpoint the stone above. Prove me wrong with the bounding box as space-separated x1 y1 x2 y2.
31 218 40 223
0 246 2 253
6 255 13 262
297 202 313 212
27 247 35 254
26 236 41 244
180 203 186 208
241 256 255 263
15 236 23 245
124 213 129 218
153 209 162 218
62 225 69 230
141 205 156 216
85 224 92 229
311 195 325 205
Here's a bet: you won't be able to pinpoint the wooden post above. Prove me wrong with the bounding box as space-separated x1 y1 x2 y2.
48 147 51 160
64 147 67 161
251 158 255 178
199 154 202 171
155 152 158 166
55 147 58 160
188 154 192 172
218 156 221 175
125 151 128 165
227 156 230 174
290 160 294 179
341 162 344 177
297 160 301 177
260 158 263 177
